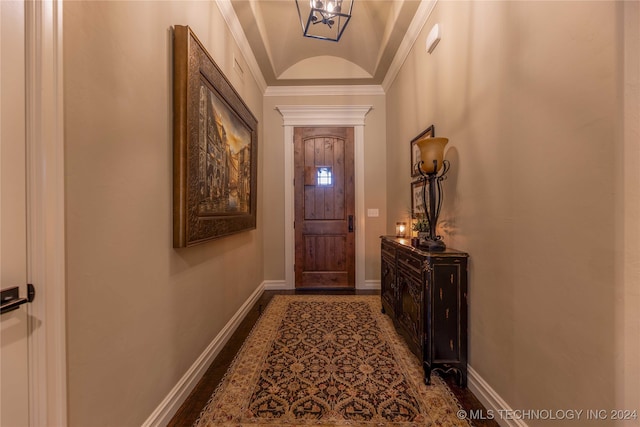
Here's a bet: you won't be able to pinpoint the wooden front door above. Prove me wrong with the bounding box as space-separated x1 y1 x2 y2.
294 127 355 288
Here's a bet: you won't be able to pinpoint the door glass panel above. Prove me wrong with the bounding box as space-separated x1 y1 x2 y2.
317 167 332 186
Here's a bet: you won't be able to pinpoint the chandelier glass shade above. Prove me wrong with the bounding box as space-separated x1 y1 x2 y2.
295 0 354 42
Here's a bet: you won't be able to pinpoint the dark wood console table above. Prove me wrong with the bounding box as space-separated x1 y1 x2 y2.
380 236 469 386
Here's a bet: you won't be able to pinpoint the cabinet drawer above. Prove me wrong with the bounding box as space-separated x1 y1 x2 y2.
381 240 396 259
397 248 423 278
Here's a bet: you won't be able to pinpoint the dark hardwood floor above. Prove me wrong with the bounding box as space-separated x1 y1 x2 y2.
168 289 499 427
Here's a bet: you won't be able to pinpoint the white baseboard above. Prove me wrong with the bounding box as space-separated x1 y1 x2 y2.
141 282 265 427
263 280 292 290
358 280 381 290
468 366 528 427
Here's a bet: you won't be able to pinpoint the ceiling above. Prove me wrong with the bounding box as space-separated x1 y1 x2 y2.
229 0 425 87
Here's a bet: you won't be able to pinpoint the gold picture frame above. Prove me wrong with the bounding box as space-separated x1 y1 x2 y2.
173 25 258 247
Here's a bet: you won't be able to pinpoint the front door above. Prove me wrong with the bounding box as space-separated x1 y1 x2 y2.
1 0 30 425
294 127 355 288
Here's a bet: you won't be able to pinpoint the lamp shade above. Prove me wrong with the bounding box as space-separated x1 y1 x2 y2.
416 137 448 174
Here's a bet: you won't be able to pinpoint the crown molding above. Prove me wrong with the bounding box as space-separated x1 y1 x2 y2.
215 0 268 93
216 0 436 95
382 0 437 92
275 105 373 126
265 85 385 97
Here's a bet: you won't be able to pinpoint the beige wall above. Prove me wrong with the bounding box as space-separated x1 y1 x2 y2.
262 95 387 283
63 2 264 426
387 1 638 424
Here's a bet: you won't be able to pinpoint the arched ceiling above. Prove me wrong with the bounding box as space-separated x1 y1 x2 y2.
230 0 423 86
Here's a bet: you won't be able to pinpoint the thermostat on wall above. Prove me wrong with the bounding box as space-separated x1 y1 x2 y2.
426 24 441 54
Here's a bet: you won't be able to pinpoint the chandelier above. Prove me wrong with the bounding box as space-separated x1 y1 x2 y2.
295 0 354 42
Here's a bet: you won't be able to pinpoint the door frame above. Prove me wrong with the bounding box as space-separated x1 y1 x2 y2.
276 105 372 289
24 1 67 425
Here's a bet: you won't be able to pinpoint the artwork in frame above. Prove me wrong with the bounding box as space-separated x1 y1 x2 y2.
411 180 428 219
410 125 435 178
173 25 258 247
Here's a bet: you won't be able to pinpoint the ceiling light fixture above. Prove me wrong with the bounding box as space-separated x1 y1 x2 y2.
295 0 354 42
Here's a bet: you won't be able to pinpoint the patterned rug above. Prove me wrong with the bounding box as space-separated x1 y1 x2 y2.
195 295 471 427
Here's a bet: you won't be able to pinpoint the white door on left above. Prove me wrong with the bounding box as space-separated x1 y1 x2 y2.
1 1 30 425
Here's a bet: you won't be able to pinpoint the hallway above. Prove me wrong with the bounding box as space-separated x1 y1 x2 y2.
5 0 635 425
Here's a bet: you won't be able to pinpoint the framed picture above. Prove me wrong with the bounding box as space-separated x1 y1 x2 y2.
173 25 258 247
410 125 435 178
411 180 428 219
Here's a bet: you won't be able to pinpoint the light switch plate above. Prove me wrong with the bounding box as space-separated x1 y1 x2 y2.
367 208 379 217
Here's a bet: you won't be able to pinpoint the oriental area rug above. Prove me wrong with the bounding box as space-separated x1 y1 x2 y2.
195 295 471 427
